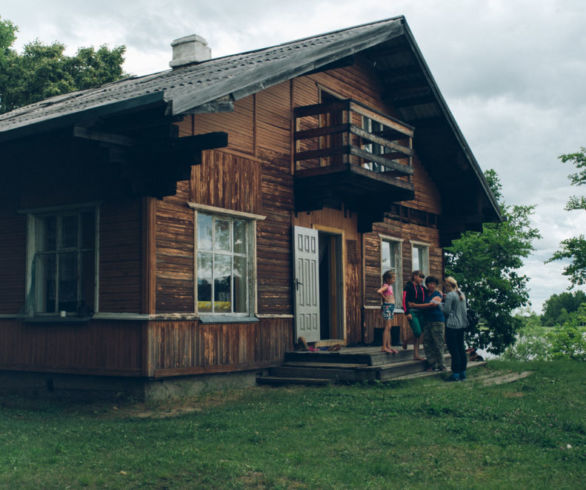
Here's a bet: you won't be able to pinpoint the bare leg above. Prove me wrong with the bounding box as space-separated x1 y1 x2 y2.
413 338 424 360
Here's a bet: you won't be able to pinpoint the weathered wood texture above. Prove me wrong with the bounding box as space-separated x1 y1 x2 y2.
363 308 407 344
194 97 255 155
151 318 292 376
100 199 143 313
191 150 262 214
0 212 26 314
0 319 144 375
155 180 194 313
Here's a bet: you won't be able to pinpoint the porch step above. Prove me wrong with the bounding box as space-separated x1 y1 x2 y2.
391 361 487 381
284 348 414 366
270 365 376 383
255 375 331 387
376 359 429 381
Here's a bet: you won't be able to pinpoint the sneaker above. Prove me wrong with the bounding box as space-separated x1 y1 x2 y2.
445 373 460 382
459 371 467 380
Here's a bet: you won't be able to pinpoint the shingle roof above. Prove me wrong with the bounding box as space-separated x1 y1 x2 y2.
0 17 404 139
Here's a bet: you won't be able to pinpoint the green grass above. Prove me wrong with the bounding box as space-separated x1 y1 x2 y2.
1 361 585 489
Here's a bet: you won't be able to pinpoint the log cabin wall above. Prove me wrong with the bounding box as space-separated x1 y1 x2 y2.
0 135 147 376
0 319 145 376
146 59 446 373
0 203 26 315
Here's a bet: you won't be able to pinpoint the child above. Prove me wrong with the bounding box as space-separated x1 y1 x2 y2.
377 270 398 354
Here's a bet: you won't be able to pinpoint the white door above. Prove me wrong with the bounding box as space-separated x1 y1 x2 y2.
293 226 320 343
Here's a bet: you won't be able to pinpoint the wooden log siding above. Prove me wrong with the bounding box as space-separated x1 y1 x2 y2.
155 180 194 313
151 318 292 376
0 319 144 376
191 151 262 214
100 199 143 313
363 308 407 344
0 212 26 314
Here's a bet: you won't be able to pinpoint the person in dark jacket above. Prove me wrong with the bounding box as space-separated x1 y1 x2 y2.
441 276 469 381
402 270 425 360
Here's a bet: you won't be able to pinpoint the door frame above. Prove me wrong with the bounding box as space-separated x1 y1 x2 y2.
314 224 346 344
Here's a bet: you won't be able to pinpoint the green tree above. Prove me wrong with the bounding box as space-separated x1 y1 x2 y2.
445 169 541 354
0 17 126 114
547 304 586 361
547 148 586 286
541 290 586 326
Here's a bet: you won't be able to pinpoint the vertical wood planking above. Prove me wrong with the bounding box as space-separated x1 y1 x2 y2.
0 319 144 375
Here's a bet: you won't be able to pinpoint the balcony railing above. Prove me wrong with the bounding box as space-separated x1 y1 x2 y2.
293 99 414 183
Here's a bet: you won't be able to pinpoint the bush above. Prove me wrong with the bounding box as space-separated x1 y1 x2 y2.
547 304 586 361
504 305 586 361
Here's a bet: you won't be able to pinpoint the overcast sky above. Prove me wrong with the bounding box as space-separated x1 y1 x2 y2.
3 0 585 312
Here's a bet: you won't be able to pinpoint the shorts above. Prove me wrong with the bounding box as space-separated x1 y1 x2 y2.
382 303 395 320
408 309 423 338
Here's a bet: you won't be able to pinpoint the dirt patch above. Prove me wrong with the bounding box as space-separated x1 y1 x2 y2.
502 391 525 398
480 371 533 386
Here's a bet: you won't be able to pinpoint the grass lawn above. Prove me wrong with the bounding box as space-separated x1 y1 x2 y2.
0 361 584 489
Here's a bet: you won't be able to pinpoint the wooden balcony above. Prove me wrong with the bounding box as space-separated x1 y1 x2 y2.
293 99 415 230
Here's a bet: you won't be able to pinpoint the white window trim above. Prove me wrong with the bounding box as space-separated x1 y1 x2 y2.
23 203 100 317
410 240 430 277
190 202 264 317
379 234 404 311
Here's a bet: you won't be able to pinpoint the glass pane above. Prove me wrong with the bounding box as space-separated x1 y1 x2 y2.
197 252 212 312
233 256 247 313
197 214 213 251
80 251 95 315
35 254 56 313
412 247 421 272
233 220 246 254
81 211 95 250
381 241 391 270
214 219 230 252
214 254 231 312
61 215 78 249
58 252 78 312
37 216 57 252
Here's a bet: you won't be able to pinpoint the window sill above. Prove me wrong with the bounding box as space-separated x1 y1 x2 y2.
198 315 259 325
23 316 92 325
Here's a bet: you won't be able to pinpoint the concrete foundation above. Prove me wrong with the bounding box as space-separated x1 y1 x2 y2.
0 370 261 402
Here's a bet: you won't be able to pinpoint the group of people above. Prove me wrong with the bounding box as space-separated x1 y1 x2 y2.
377 270 468 382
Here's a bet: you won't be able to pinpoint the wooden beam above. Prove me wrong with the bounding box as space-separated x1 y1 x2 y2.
349 147 413 175
294 123 350 141
349 125 412 156
73 126 134 146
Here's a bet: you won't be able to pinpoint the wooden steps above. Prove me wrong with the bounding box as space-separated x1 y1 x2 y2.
256 376 331 386
256 346 487 387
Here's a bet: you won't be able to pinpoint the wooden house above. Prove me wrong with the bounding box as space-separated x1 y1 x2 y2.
0 17 500 397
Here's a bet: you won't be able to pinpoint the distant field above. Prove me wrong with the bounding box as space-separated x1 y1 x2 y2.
0 361 584 489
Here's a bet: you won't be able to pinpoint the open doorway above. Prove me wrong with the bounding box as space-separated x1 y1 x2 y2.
318 230 344 340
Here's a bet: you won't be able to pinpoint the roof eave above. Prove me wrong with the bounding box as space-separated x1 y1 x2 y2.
0 92 169 144
399 19 502 222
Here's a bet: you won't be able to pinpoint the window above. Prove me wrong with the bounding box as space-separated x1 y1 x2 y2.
28 207 98 316
196 212 253 315
411 242 429 278
362 116 384 173
381 237 402 309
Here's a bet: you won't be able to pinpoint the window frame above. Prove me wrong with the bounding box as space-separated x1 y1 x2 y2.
379 234 403 311
24 203 100 317
410 240 430 278
190 203 264 318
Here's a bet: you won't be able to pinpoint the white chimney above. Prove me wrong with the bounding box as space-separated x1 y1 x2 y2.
170 34 211 68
